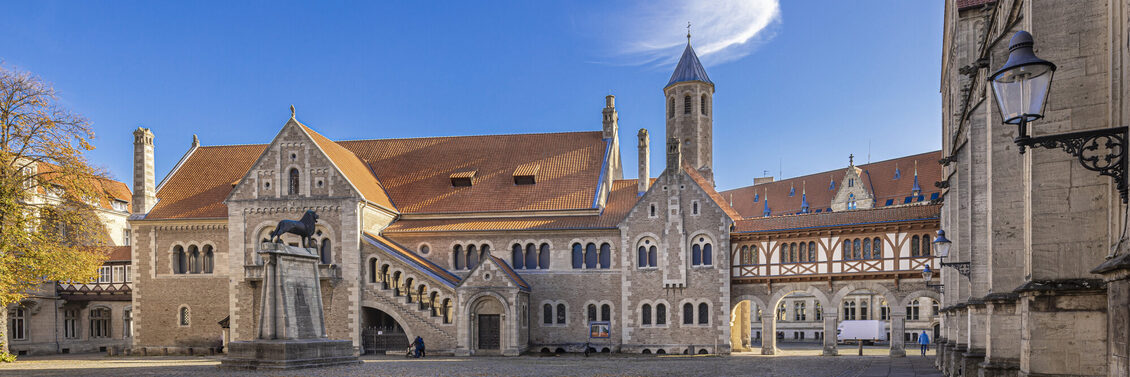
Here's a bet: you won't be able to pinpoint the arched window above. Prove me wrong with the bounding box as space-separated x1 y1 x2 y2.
599 243 611 269
701 94 708 115
922 234 931 256
202 245 214 274
584 243 597 269
391 271 401 296
404 278 414 303
188 245 200 274
543 304 553 324
789 243 797 263
380 265 390 289
601 304 611 321
429 292 439 316
668 97 675 118
683 303 694 324
683 95 692 114
588 304 597 322
907 299 921 320
642 304 652 325
843 301 856 320
288 168 300 196
638 245 648 268
467 244 479 270
863 238 871 259
692 237 712 266
454 245 464 270
179 306 190 326
853 239 861 259
480 245 490 264
525 243 537 270
320 238 332 264
808 241 817 262
511 244 523 269
860 300 869 320
556 303 566 324
692 244 702 265
841 240 850 260
441 299 451 324
911 235 921 257
703 243 712 265
656 303 667 325
367 259 377 283
872 238 882 259
794 302 806 321
697 303 709 325
539 243 551 269
848 179 854 187
798 242 807 262
417 285 427 311
572 243 583 269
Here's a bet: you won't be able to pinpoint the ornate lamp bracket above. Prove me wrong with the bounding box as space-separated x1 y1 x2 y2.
940 261 971 279
1015 125 1128 203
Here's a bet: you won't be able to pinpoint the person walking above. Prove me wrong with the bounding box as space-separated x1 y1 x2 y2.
918 330 930 356
412 336 426 358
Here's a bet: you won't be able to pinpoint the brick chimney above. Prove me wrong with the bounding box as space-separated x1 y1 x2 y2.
132 127 156 214
637 129 650 194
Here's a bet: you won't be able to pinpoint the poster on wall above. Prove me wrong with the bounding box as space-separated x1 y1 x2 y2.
589 321 610 339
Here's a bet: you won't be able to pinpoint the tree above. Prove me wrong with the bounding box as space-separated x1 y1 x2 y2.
0 65 111 359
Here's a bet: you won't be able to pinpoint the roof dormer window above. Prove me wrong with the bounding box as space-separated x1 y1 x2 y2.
513 164 539 185
450 170 477 187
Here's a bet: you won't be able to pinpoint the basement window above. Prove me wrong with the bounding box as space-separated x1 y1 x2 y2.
450 170 477 187
513 164 540 185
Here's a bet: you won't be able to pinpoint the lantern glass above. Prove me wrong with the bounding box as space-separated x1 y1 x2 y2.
932 230 952 258
921 266 934 282
991 64 1054 125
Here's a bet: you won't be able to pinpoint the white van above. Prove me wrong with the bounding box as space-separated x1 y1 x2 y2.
837 320 886 344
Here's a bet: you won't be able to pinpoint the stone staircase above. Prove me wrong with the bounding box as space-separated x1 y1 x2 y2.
364 284 456 343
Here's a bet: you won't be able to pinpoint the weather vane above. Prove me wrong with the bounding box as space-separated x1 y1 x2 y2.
687 22 692 41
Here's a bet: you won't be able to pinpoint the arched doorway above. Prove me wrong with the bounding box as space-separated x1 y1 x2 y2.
769 292 827 354
468 295 507 354
361 307 409 355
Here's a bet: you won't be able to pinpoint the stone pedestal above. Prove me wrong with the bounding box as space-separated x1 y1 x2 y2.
221 243 359 370
889 313 906 357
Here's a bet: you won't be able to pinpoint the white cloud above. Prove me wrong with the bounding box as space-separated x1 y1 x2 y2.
613 0 781 67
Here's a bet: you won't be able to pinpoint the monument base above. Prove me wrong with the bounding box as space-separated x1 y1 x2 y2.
220 339 359 370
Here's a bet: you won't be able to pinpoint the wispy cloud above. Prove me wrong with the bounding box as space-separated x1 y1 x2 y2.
610 0 781 67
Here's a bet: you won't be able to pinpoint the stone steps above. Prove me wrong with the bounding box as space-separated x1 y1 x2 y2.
366 287 455 342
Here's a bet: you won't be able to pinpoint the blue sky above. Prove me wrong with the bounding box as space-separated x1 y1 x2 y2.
0 1 943 192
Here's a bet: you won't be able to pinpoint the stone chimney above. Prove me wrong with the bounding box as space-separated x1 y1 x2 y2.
602 95 618 140
637 129 650 194
666 137 681 175
132 127 156 214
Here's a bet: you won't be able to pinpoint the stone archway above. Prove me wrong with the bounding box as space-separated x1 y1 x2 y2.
831 282 906 357
465 293 510 355
761 284 834 356
360 299 416 355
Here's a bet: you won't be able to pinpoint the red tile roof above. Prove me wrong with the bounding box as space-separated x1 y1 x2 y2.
720 151 942 218
384 179 642 233
734 204 941 233
296 123 395 211
103 246 132 262
34 162 132 212
148 144 266 219
148 129 609 220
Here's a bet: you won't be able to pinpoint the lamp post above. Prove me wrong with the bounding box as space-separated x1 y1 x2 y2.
922 265 944 293
989 31 1128 203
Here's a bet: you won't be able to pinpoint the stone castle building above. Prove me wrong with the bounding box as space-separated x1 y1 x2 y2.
940 0 1130 376
6 38 948 358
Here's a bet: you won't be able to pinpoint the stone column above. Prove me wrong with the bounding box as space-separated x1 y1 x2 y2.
889 313 906 357
822 308 838 356
1094 254 1130 377
760 309 777 355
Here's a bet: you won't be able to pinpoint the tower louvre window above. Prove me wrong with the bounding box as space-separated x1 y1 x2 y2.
668 97 675 118
450 170 477 187
684 95 692 114
701 94 708 115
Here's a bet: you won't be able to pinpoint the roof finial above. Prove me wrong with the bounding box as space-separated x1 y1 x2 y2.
290 104 295 119
687 22 692 42
849 153 855 166
191 134 200 148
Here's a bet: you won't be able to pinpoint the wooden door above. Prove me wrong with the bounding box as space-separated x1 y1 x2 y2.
478 315 500 350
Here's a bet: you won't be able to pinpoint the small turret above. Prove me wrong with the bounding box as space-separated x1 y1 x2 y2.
638 129 650 194
132 127 156 214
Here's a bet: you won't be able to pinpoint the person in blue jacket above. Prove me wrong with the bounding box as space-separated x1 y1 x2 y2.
918 330 930 356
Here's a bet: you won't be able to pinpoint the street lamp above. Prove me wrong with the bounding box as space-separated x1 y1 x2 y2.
989 30 1128 203
922 266 944 292
931 229 952 258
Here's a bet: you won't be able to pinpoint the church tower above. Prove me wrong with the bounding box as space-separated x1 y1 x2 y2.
664 32 715 184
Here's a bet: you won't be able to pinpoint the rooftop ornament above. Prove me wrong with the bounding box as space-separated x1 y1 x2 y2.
989 31 1127 203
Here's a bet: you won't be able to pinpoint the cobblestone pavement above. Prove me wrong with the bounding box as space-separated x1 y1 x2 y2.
0 349 942 377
